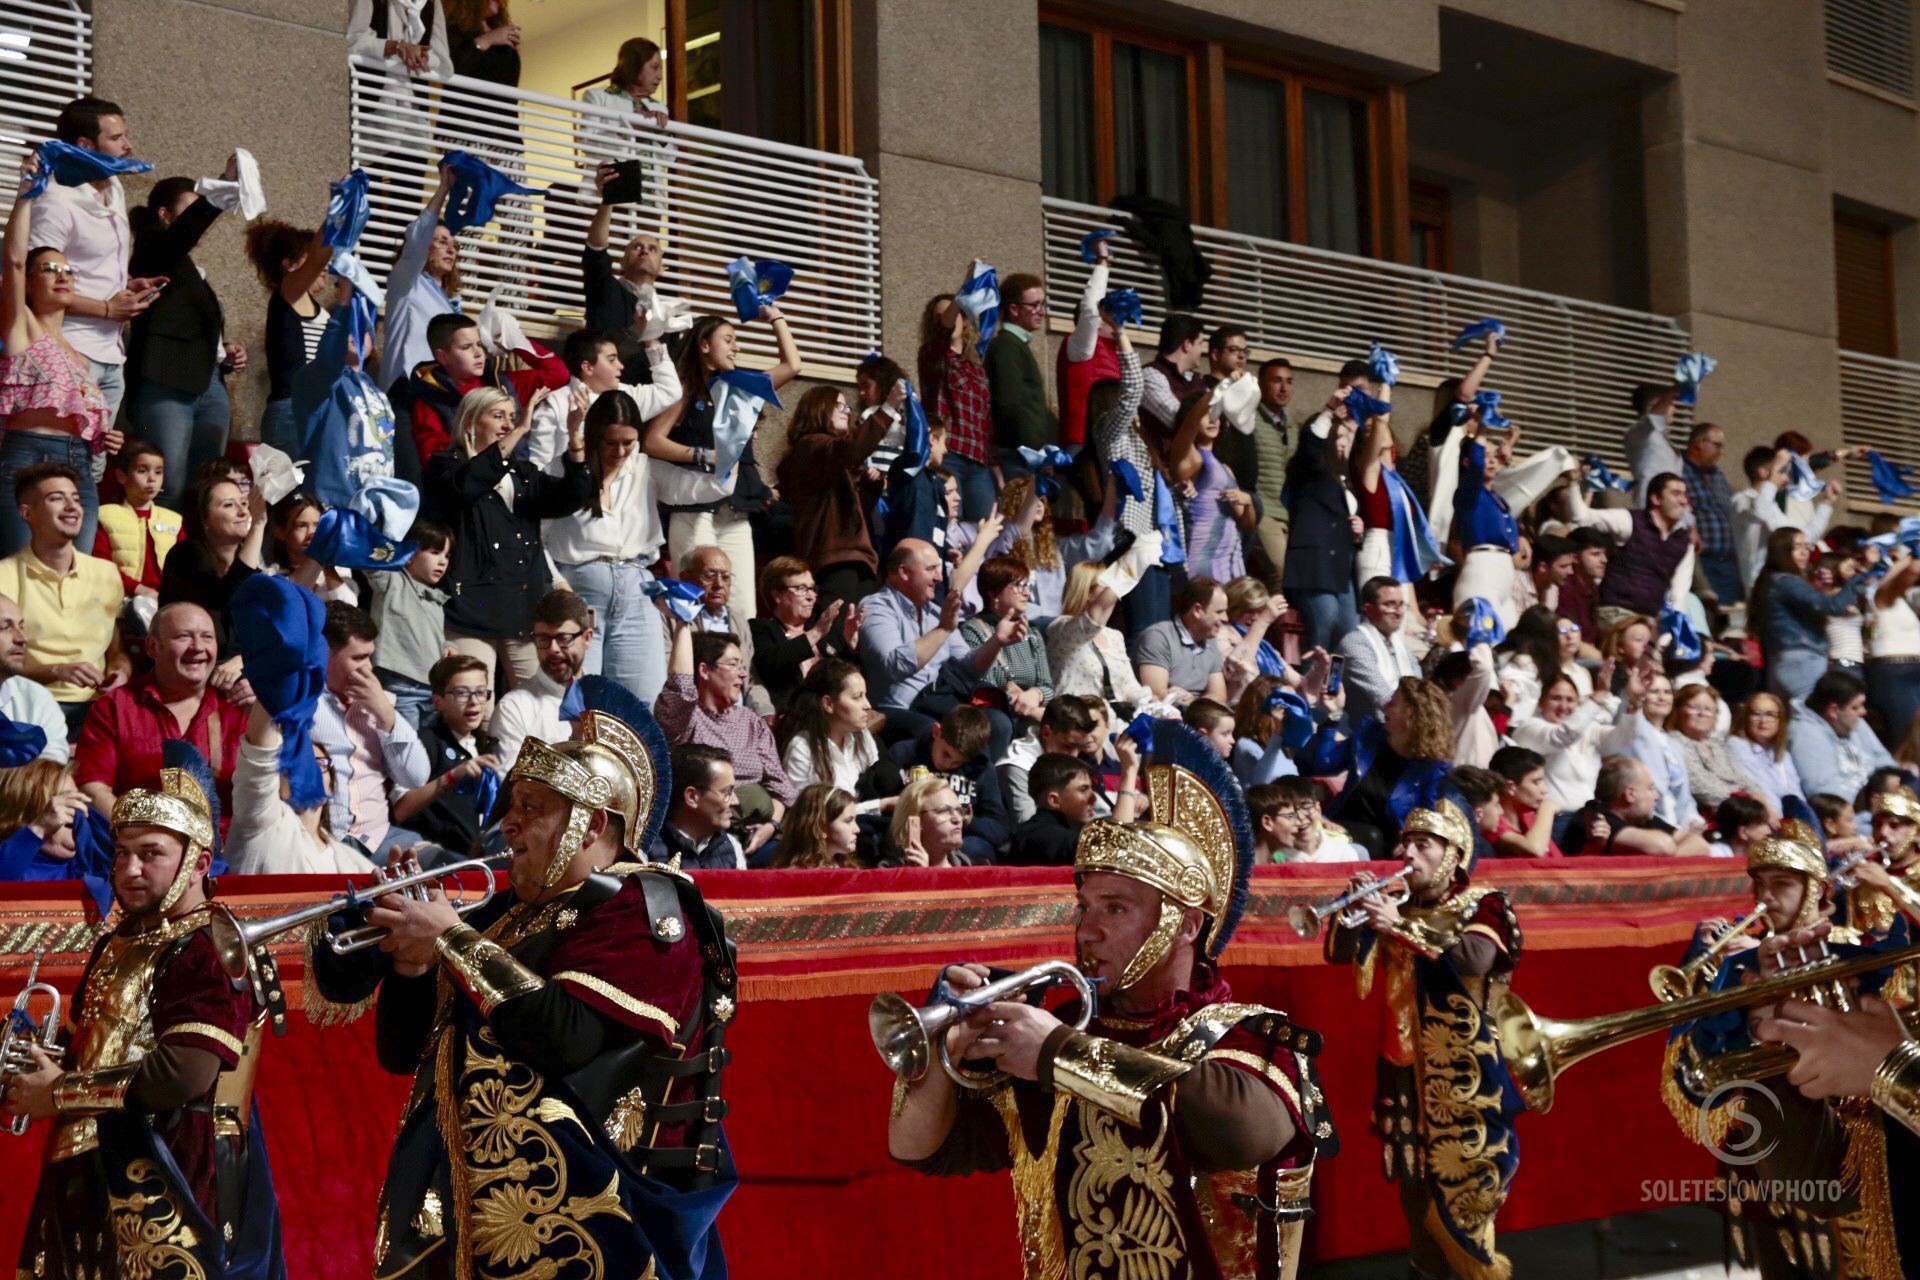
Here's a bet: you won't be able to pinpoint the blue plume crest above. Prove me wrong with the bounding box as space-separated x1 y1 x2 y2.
567 677 674 852
161 739 222 859
1147 719 1255 959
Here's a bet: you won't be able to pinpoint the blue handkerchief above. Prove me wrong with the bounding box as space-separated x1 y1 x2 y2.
1451 317 1505 352
1864 516 1920 554
440 150 538 232
1111 460 1144 501
1101 288 1143 327
1786 451 1826 501
1583 454 1632 493
1080 228 1116 263
322 170 371 249
708 368 781 480
310 507 417 572
955 260 1000 358
1464 597 1507 648
1474 390 1510 429
1122 714 1156 755
899 381 930 475
1017 445 1073 471
1673 352 1717 407
1265 689 1315 752
641 577 707 623
1345 387 1392 424
20 140 152 199
232 576 331 812
726 256 794 323
452 765 502 819
328 249 386 309
0 708 46 767
1368 341 1399 387
1659 605 1703 664
1868 450 1918 504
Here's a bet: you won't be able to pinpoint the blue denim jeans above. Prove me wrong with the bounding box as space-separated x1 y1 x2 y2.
1698 553 1742 608
1293 588 1358 654
381 670 434 731
1769 647 1830 706
83 357 126 422
563 560 668 704
1119 564 1174 647
259 397 302 459
945 452 998 522
0 432 99 560
129 372 231 509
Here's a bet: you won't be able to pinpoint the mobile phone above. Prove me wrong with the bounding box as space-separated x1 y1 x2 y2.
1326 655 1345 697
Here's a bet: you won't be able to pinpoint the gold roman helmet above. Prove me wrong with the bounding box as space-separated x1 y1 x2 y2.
505 710 659 887
1747 833 1829 929
111 765 217 915
1400 804 1475 887
1872 786 1920 826
1074 763 1237 991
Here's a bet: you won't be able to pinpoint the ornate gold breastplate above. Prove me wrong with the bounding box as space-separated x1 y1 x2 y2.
50 907 211 1162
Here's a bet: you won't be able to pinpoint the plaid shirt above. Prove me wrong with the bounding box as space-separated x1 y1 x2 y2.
1683 458 1735 560
918 339 993 465
654 673 795 805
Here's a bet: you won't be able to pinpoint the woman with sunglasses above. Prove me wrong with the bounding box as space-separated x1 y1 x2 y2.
0 152 122 559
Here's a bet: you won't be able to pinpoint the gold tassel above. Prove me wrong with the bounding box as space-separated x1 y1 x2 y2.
300 918 376 1027
1837 1099 1904 1280
1659 1038 1729 1147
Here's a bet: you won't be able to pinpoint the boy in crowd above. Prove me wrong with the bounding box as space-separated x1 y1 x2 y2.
1004 752 1098 867
1488 745 1562 857
1183 698 1235 759
1252 776 1364 863
404 312 569 466
1000 694 1103 825
91 440 178 601
390 654 501 858
369 522 454 729
1711 794 1773 861
887 703 1011 862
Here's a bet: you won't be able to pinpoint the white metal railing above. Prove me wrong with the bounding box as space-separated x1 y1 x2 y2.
0 0 92 218
1838 350 1920 515
349 61 880 376
1043 197 1694 470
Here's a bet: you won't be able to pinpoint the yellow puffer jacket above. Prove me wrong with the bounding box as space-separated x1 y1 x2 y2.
96 502 182 586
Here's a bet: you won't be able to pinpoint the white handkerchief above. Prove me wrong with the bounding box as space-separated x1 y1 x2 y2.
193 147 267 220
476 285 533 356
639 289 693 342
250 443 306 506
1096 532 1163 600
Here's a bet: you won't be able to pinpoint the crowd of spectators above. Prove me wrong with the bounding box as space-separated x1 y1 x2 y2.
2 77 1918 890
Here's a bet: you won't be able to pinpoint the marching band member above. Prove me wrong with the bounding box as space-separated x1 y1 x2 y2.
1326 801 1522 1280
886 722 1336 1280
1661 834 1893 1280
4 743 284 1280
1834 787 1920 1011
308 678 737 1280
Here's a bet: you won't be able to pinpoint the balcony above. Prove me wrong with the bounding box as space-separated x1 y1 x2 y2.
1838 350 1920 516
0 0 92 219
349 61 880 379
1042 196 1693 471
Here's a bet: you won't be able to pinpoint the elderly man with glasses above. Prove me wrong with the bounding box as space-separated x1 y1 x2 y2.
657 606 795 858
684 543 773 715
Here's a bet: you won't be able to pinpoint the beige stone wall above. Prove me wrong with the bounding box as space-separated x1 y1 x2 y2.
91 0 350 440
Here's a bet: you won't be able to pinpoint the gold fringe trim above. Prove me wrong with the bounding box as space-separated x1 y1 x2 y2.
300 918 376 1027
1837 1098 1904 1280
995 1088 1070 1280
1659 1038 1729 1147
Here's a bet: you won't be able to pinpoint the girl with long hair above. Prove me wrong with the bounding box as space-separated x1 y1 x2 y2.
1600 664 1700 828
428 383 589 687
157 473 267 672
974 472 1119 617
443 0 520 84
1727 692 1805 814
1752 525 1870 702
245 218 339 455
1497 604 1589 721
268 491 355 604
769 784 862 869
777 384 890 602
1230 674 1301 786
543 388 668 701
916 291 996 521
644 310 802 622
1045 561 1178 720
776 658 882 805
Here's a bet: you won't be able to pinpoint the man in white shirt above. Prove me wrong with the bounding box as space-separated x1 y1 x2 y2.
1139 315 1209 442
28 97 152 420
1206 326 1260 434
310 604 430 854
491 590 593 772
1730 444 1837 591
1336 577 1417 726
0 593 69 763
1624 383 1683 508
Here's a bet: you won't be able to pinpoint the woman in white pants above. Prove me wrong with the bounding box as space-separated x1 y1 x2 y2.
1451 422 1523 629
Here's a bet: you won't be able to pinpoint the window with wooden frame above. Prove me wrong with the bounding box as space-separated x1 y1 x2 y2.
1409 179 1452 273
1039 5 1405 260
1835 208 1898 358
662 0 853 154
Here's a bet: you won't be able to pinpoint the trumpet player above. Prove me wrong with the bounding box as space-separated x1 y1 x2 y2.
887 724 1337 1280
1325 801 1522 1280
307 680 737 1280
3 743 285 1280
1838 787 1920 949
1660 833 1892 1280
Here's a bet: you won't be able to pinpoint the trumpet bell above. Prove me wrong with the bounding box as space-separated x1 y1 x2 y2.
1491 987 1562 1114
1286 904 1321 940
869 992 937 1082
1647 964 1694 1004
208 902 266 981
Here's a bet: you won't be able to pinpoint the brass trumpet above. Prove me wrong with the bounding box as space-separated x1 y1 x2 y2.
869 961 1097 1090
1830 843 1889 889
1647 902 1771 1003
1288 866 1413 939
1496 937 1920 1113
2 948 63 1136
207 857 504 980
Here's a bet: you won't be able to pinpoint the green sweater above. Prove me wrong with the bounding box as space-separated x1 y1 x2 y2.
985 327 1057 451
